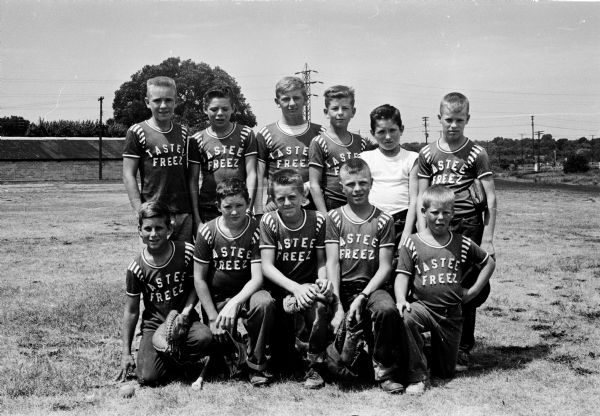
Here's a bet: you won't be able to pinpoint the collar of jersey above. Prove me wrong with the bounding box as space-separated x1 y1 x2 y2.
340 205 376 225
216 214 251 240
145 120 173 134
324 131 354 148
206 123 236 140
275 120 310 137
275 209 307 231
416 232 454 248
436 138 470 154
141 240 176 269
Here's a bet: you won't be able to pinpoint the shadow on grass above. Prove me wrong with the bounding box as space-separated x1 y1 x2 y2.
467 343 553 375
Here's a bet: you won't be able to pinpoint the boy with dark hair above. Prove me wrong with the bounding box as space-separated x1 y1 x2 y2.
122 76 193 242
259 168 332 389
309 85 371 213
188 86 257 226
395 185 495 394
255 76 325 214
325 158 405 393
193 178 274 386
417 92 497 369
118 201 212 386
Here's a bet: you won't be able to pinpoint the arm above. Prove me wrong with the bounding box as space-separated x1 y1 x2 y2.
216 262 263 334
255 160 266 215
416 177 431 232
480 175 497 258
401 162 419 244
193 261 225 341
122 158 142 213
261 247 318 309
393 272 412 318
309 166 328 214
188 163 202 230
347 246 394 324
463 256 495 303
118 294 140 381
245 155 258 212
326 242 345 331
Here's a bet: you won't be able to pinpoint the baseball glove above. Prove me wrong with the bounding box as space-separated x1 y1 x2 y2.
152 310 191 360
282 281 332 313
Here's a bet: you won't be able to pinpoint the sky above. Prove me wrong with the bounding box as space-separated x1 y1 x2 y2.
1 0 599 142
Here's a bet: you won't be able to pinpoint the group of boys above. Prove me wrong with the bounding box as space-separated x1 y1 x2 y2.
117 75 497 395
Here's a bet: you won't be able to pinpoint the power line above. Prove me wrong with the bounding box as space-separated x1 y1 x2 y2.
295 63 322 122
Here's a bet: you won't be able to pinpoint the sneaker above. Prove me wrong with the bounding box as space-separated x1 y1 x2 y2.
455 350 470 372
249 370 272 387
406 381 427 396
380 379 405 394
304 368 325 389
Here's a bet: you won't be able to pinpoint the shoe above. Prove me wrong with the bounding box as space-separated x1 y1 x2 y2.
455 350 470 372
249 370 272 387
380 379 405 394
406 381 427 396
304 368 325 389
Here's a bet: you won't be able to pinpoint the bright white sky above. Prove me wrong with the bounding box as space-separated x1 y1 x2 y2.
2 0 599 142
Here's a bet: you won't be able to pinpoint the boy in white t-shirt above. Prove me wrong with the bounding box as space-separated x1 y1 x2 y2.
360 104 419 248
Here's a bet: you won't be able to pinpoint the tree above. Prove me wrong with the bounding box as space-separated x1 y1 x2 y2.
563 153 589 173
112 57 257 131
0 116 30 136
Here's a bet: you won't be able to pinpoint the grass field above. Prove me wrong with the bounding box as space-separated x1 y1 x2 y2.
1 180 599 415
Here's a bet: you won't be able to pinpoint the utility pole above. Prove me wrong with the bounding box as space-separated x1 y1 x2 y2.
295 63 322 122
422 116 429 143
520 133 525 169
531 115 535 170
98 96 104 180
535 130 544 170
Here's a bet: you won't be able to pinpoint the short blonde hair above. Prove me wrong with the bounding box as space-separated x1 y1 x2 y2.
422 185 455 210
275 76 307 100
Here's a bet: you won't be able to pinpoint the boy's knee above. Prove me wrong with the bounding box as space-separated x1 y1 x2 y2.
187 322 213 351
135 361 161 386
250 290 276 314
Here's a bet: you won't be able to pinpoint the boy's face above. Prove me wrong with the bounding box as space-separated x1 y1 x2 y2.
145 85 176 124
218 194 248 226
340 169 372 206
422 200 454 237
205 97 234 129
138 216 172 252
439 104 470 143
371 119 402 152
275 89 306 118
272 183 304 221
325 97 355 130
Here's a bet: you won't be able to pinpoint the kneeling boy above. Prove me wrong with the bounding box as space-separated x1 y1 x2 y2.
395 185 495 394
118 202 212 386
325 158 404 393
193 178 275 386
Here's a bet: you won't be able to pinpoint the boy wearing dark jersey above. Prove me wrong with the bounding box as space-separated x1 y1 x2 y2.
325 158 405 394
259 169 332 389
309 85 371 213
255 76 324 214
396 185 495 394
118 202 212 386
417 92 497 368
188 87 258 226
193 178 274 386
123 76 193 242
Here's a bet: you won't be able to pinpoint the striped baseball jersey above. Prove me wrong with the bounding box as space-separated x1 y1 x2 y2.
309 132 369 209
325 206 395 300
122 121 191 213
259 209 326 290
126 241 195 330
396 233 488 310
188 123 257 210
193 216 261 302
256 122 324 182
418 139 492 217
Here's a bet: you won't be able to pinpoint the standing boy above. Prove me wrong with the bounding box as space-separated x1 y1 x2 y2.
360 104 419 247
188 86 258 226
309 85 371 213
256 76 324 214
325 158 404 393
259 169 332 388
417 92 497 369
395 185 495 394
193 178 275 386
123 76 193 242
118 202 212 386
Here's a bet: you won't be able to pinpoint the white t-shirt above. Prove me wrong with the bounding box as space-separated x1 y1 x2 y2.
359 147 419 215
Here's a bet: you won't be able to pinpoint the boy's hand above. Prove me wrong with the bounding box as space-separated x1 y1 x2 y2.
481 239 496 260
209 319 229 343
331 307 345 333
216 300 241 334
293 283 318 310
116 353 135 382
347 294 367 325
396 301 411 318
316 278 333 297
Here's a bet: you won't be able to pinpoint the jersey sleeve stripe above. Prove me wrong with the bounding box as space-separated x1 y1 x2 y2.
193 255 211 264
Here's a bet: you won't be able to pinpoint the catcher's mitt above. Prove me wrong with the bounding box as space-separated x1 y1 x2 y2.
152 310 191 360
283 281 332 313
